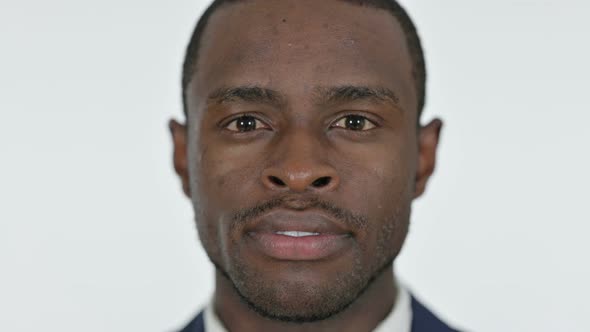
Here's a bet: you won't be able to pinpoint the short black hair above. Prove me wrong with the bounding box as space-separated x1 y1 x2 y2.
182 0 426 116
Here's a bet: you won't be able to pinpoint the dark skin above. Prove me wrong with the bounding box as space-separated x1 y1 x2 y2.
170 0 442 331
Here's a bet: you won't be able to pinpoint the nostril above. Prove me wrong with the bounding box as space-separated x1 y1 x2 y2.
312 176 331 188
268 176 286 187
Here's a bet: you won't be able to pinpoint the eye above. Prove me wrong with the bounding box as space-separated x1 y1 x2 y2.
331 115 377 131
225 115 270 132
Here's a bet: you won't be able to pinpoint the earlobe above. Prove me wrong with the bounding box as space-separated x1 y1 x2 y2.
414 119 443 198
169 119 191 198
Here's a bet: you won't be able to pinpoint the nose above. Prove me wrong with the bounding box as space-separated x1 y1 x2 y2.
261 132 340 193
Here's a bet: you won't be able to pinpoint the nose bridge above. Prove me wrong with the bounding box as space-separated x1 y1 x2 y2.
283 127 318 161
261 127 339 193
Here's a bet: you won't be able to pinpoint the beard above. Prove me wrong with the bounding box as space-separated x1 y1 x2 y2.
213 251 396 323
201 195 409 323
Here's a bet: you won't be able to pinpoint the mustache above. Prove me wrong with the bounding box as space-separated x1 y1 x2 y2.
229 195 368 231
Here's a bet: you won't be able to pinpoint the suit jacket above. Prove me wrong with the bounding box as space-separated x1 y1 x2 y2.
179 295 458 332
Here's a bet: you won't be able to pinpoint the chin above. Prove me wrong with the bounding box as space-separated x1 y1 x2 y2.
235 275 360 323
225 253 371 323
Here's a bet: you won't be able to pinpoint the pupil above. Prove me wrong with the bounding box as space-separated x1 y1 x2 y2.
346 115 365 130
237 116 256 132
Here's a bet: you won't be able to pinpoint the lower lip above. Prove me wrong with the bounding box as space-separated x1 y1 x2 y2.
247 232 352 261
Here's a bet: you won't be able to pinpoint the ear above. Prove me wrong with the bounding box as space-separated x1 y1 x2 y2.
169 119 191 198
414 119 443 198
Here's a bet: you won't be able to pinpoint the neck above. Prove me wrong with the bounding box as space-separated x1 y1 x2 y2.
213 268 397 332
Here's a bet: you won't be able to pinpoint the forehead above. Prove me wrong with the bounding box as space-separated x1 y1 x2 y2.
189 0 416 112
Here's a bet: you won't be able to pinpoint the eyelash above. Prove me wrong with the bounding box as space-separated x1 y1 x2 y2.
330 112 379 131
221 113 379 132
221 113 270 132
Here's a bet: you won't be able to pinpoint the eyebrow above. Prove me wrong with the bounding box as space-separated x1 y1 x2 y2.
207 86 286 108
315 85 401 108
206 84 401 110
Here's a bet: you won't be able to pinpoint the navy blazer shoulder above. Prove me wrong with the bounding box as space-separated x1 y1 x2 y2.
179 296 458 332
410 296 459 332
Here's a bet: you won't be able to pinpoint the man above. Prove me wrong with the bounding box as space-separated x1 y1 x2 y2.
170 0 457 331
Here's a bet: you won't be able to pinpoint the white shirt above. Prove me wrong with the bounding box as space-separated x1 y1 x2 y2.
204 281 412 332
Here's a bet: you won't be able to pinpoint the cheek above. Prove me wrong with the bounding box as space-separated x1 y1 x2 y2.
189 119 260 204
191 135 266 238
345 137 416 206
199 145 262 208
365 158 413 224
186 125 263 260
195 142 268 266
343 140 415 253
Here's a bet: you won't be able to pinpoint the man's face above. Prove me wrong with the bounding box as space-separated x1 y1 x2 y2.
172 0 440 322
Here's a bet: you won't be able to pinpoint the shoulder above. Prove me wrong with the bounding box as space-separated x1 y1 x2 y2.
410 295 460 332
178 311 205 332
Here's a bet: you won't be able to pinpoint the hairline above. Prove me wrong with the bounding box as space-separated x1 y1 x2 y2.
181 0 426 118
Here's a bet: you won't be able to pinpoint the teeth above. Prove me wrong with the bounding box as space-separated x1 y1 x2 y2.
276 231 320 237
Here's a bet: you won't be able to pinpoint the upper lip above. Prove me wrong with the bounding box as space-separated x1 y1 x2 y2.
245 209 352 235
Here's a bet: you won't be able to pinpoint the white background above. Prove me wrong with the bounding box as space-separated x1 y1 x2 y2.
1 0 589 331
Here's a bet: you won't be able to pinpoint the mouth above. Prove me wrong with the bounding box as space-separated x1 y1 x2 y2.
244 209 354 261
274 231 320 237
